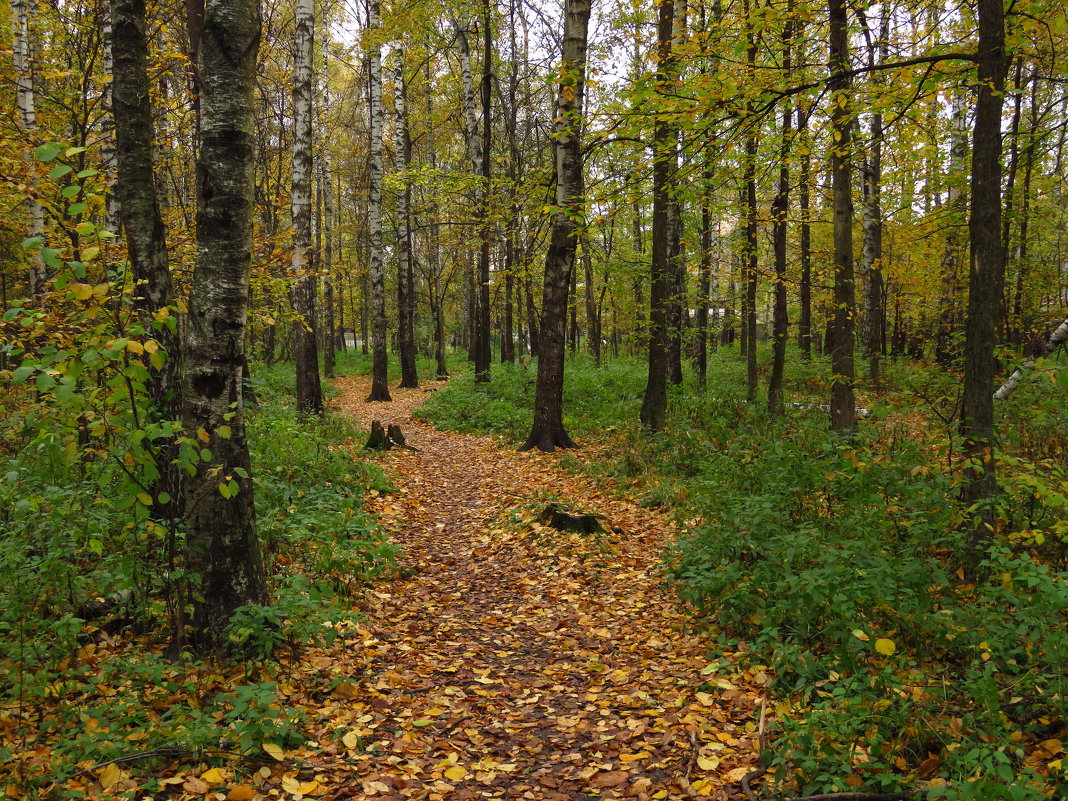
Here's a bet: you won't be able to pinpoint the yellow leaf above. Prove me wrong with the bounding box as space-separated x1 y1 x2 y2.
875 638 896 656
619 751 650 763
126 340 144 355
70 282 93 300
201 767 225 784
262 742 285 761
444 765 468 780
143 339 159 353
298 780 323 795
852 629 870 642
197 427 210 443
697 755 720 770
82 246 100 262
136 492 153 507
227 787 256 801
99 763 126 789
281 775 301 793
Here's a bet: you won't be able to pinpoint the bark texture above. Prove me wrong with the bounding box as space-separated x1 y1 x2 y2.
182 0 269 649
639 0 675 432
366 1 391 402
393 49 418 388
960 0 1009 569
291 0 323 415
828 0 856 434
519 0 590 452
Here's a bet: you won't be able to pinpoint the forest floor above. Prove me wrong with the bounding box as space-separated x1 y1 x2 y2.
280 376 766 801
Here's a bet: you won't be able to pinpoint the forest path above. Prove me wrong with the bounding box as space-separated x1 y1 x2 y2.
302 375 763 801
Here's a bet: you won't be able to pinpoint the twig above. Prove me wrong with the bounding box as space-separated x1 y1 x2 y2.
740 767 767 801
757 697 767 753
683 730 700 784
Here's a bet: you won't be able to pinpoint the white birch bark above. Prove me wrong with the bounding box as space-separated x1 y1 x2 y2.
366 0 391 400
994 316 1068 400
101 6 120 236
291 0 323 413
9 0 45 297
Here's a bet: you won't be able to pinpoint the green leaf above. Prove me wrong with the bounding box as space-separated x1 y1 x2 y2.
12 365 35 384
34 142 62 162
216 425 232 439
61 185 81 199
41 248 63 269
218 482 232 499
76 168 99 178
68 202 88 216
136 492 153 507
48 164 73 180
64 146 87 157
35 373 56 392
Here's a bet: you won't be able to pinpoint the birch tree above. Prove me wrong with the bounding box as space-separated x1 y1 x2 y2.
520 0 591 452
9 0 46 298
393 47 418 388
366 0 391 402
291 0 324 415
182 0 269 649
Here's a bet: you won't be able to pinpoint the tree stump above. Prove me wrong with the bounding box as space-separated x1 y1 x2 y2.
365 420 389 450
386 424 406 447
538 503 606 535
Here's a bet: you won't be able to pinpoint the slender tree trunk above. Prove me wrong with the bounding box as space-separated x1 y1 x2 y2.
742 0 759 402
393 48 418 388
960 0 1008 572
520 0 590 452
935 94 968 366
665 0 687 386
768 9 793 417
321 47 336 378
182 0 269 650
291 0 323 414
798 104 813 359
640 0 675 432
113 0 182 528
475 0 494 381
101 7 121 236
366 5 391 401
9 0 45 298
828 0 856 434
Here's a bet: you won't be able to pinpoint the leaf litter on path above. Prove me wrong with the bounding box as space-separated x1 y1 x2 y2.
283 377 764 801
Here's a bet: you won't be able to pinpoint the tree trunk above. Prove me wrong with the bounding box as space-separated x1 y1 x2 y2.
366 2 391 402
640 0 675 432
182 0 269 650
320 48 336 379
828 0 856 434
798 104 813 359
519 0 590 452
768 9 793 417
476 0 494 381
291 0 323 415
960 0 1008 572
393 48 418 388
9 0 45 298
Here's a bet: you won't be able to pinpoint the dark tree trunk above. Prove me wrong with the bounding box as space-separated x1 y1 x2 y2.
798 105 812 359
525 274 540 358
474 0 493 382
828 0 856 434
182 0 269 650
393 49 418 389
520 0 590 452
112 0 182 523
640 0 675 432
960 0 1008 572
768 12 793 417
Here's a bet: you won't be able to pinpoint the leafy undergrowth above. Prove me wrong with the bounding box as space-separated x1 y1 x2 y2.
0 362 396 798
419 347 1068 800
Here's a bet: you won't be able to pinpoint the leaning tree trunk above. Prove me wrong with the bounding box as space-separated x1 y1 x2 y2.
960 0 1009 574
366 1 391 402
639 0 675 432
182 0 269 651
393 48 418 388
828 0 856 435
291 0 323 414
519 0 590 452
9 0 45 298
